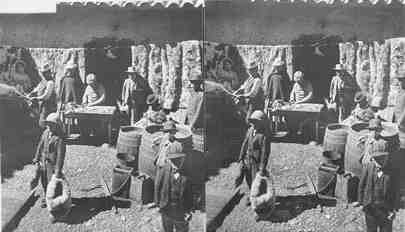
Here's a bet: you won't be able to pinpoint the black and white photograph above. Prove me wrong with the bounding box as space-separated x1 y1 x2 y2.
1 0 405 232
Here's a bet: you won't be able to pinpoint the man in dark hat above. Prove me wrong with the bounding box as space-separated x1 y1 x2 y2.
153 121 184 206
238 110 271 205
186 74 204 130
155 152 193 232
358 152 397 232
121 66 151 124
328 64 357 122
234 61 264 124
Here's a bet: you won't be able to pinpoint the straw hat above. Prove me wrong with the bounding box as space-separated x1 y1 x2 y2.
333 64 345 71
45 112 62 126
248 110 266 122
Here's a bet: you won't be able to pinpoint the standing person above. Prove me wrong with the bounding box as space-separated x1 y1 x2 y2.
28 64 57 128
263 59 290 112
155 152 193 232
358 153 397 232
328 64 357 122
32 113 66 211
234 61 264 124
59 62 81 108
153 121 184 203
217 58 239 91
121 66 151 125
394 75 405 132
186 74 204 130
143 94 167 125
11 60 32 94
238 110 271 206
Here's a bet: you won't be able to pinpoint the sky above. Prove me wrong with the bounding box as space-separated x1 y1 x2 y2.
0 0 57 14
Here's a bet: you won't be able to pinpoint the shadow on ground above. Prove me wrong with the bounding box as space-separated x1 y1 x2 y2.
207 192 244 232
257 194 337 223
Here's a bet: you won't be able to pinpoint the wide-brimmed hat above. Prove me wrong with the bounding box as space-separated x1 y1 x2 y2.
247 61 258 70
189 74 203 82
167 152 186 160
222 58 233 66
125 66 138 74
333 64 345 71
354 92 368 103
45 112 62 126
86 73 96 84
368 118 383 130
146 94 159 105
39 63 52 73
248 110 266 122
273 59 284 67
14 60 26 68
162 120 177 132
322 150 342 161
65 61 77 70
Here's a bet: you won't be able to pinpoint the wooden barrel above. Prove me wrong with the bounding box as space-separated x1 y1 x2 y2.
192 128 204 152
138 124 193 179
317 163 339 197
323 124 348 155
344 123 369 177
399 130 405 149
117 126 143 156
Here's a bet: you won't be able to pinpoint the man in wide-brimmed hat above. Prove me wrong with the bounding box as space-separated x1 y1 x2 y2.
238 110 271 206
121 66 151 125
234 61 265 124
32 112 66 210
328 63 357 122
153 121 184 206
185 74 204 130
143 94 167 126
155 151 193 232
358 151 397 232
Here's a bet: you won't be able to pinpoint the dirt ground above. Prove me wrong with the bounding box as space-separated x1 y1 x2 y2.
208 142 405 232
4 144 204 232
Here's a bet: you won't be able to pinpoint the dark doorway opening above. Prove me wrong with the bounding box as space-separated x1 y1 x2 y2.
84 38 134 106
292 34 342 103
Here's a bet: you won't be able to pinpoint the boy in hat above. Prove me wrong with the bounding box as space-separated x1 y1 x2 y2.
153 121 184 206
32 112 66 210
186 74 204 130
121 66 151 125
358 152 396 232
238 110 271 205
28 63 57 128
155 152 193 232
328 64 357 122
234 61 264 124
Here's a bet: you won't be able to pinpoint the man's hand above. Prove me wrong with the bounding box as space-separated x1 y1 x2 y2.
387 211 396 221
185 213 192 222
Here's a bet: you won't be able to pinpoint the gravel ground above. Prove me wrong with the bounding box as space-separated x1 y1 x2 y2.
12 144 204 232
208 142 405 232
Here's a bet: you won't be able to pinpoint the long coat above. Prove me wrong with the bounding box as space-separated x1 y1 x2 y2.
239 126 271 171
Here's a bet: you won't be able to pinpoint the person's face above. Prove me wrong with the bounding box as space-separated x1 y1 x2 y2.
191 81 202 91
16 64 25 73
223 62 232 71
294 74 303 83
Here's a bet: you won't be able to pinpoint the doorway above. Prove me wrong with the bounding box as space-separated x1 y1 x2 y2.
292 34 341 103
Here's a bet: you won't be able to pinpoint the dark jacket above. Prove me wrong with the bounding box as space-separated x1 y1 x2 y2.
34 128 66 172
156 164 193 213
264 72 289 102
358 162 396 211
239 126 271 170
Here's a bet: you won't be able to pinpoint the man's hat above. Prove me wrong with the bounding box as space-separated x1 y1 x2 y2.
167 152 186 160
333 64 345 71
354 92 367 103
273 59 284 67
222 58 233 66
247 61 258 70
162 120 177 132
125 66 138 74
189 74 203 82
39 63 52 73
322 150 342 161
65 61 77 70
45 112 62 126
248 110 266 122
146 94 159 105
368 118 383 130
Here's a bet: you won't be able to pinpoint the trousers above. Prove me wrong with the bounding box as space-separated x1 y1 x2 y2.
365 210 392 232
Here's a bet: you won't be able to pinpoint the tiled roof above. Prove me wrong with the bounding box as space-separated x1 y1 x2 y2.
57 0 405 8
57 0 205 8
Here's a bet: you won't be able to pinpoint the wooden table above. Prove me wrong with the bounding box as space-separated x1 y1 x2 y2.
270 103 324 141
64 106 116 144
